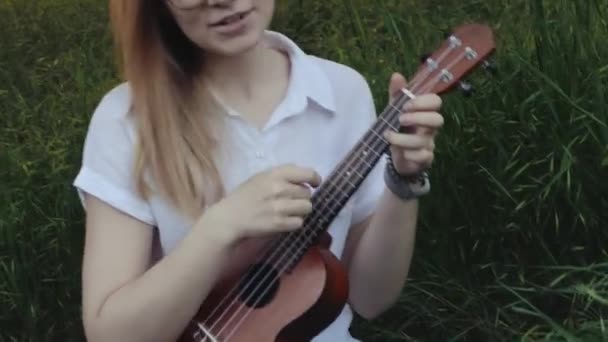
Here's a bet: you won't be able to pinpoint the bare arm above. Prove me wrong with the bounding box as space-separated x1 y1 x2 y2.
81 194 233 342
80 164 321 342
342 189 419 320
342 73 442 319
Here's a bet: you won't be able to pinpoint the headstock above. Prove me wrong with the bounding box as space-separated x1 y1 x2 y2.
407 23 496 96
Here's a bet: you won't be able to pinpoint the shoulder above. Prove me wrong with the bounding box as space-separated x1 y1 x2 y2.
307 55 372 98
91 82 133 123
303 55 377 122
84 82 136 141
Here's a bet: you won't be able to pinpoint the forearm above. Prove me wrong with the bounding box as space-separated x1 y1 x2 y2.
347 187 419 319
85 221 232 342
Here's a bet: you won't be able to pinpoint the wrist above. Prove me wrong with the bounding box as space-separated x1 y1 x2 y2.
383 155 430 201
195 206 239 249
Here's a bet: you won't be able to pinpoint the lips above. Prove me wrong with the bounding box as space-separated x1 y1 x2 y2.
210 9 252 27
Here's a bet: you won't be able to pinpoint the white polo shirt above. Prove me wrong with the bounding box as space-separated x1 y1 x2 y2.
73 30 386 341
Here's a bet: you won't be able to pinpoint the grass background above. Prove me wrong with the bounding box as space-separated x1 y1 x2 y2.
1 0 607 341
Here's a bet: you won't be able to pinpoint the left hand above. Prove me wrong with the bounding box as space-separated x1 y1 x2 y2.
383 72 444 176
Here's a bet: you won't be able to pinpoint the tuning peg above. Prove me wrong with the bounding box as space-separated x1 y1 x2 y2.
458 81 474 97
481 59 498 75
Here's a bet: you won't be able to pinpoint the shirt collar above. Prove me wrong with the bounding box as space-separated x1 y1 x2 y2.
262 30 337 114
204 31 338 122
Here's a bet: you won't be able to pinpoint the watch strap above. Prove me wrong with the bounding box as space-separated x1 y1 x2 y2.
383 155 431 200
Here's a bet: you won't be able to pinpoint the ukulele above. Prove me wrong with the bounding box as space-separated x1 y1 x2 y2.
179 23 496 342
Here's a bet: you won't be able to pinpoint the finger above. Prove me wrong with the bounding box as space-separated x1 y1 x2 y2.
399 112 444 129
274 216 304 232
404 125 435 137
389 72 408 103
402 149 434 165
288 183 314 199
283 217 305 231
274 164 322 187
287 199 314 217
383 130 430 150
404 94 442 112
270 182 312 200
275 199 313 217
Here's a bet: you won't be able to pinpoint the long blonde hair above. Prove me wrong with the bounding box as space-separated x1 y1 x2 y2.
109 0 224 220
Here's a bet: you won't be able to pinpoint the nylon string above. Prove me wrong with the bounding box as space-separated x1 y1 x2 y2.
191 38 466 341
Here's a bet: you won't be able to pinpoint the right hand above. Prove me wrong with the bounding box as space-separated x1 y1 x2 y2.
201 164 322 244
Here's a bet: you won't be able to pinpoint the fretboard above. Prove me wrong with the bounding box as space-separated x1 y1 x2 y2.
267 89 413 270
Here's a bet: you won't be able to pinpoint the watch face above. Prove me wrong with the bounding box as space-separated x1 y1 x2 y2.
409 173 430 195
385 162 430 199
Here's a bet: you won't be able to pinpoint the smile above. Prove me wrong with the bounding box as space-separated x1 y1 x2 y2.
210 9 252 27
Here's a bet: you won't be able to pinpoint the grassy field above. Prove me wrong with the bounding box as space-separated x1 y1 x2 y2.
1 0 608 341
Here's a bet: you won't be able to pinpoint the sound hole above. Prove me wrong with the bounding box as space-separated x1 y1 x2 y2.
238 263 279 308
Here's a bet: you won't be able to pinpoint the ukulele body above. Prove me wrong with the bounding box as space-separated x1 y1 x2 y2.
179 232 349 342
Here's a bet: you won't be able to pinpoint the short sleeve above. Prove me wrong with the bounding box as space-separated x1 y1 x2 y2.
349 77 387 225
73 84 156 226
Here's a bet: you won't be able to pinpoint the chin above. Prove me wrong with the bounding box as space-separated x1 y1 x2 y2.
205 29 265 57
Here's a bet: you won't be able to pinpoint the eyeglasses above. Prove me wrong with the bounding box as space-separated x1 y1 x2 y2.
166 0 205 10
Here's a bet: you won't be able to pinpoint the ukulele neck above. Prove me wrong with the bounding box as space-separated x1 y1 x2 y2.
266 89 414 267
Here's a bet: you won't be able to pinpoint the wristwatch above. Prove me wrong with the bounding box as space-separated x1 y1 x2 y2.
383 154 431 200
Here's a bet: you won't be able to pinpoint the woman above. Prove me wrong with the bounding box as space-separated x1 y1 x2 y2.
73 0 444 341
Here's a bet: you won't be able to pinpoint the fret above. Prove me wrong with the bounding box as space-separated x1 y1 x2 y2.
365 127 389 146
378 115 399 131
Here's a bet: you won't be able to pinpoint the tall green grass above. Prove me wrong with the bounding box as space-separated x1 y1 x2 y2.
2 0 607 341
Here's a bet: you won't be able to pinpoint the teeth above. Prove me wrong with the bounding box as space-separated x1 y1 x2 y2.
220 14 241 25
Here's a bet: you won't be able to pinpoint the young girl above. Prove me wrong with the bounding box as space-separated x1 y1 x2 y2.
73 0 444 341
